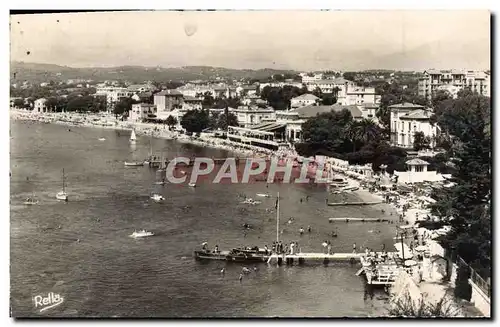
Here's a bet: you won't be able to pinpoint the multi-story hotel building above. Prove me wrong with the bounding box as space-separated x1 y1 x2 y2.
418 69 490 100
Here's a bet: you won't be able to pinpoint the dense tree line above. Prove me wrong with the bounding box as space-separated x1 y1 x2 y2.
428 91 491 284
260 85 308 110
294 109 407 172
180 108 238 134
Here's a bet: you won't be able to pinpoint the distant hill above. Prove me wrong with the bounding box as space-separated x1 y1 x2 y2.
10 61 298 84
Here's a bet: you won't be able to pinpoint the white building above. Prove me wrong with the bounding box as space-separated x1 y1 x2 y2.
95 86 134 111
154 90 184 112
393 158 446 184
418 69 491 100
128 103 157 122
232 106 276 128
182 96 203 110
127 84 157 93
301 73 325 84
304 77 355 104
34 98 49 113
344 86 377 105
389 102 440 149
290 94 319 108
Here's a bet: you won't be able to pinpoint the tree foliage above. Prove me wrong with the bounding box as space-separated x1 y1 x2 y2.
429 92 491 274
113 97 137 117
413 131 431 151
260 85 307 110
217 108 239 130
165 115 178 129
389 292 460 317
180 109 210 134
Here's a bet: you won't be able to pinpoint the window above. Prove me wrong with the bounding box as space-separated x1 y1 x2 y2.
408 122 411 131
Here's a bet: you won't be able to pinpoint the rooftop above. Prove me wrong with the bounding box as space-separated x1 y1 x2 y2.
293 103 362 119
406 158 429 166
399 109 432 120
291 94 319 101
155 90 183 96
388 102 426 110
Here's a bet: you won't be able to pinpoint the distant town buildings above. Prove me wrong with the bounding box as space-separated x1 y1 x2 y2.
154 90 184 114
418 69 490 100
95 86 134 111
129 103 156 122
290 94 319 108
389 102 439 149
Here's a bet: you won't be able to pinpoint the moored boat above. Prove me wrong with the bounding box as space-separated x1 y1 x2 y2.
124 161 145 167
150 193 165 202
23 197 39 205
56 169 69 202
130 229 154 238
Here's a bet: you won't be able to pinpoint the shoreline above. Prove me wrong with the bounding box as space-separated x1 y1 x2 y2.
10 109 275 158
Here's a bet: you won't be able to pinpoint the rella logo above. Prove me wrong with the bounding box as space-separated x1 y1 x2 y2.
156 157 335 185
33 292 64 313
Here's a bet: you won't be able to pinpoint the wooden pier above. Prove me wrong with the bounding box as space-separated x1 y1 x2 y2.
266 252 364 265
327 201 383 206
329 217 390 223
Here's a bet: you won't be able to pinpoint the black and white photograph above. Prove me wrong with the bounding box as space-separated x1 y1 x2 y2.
8 8 491 318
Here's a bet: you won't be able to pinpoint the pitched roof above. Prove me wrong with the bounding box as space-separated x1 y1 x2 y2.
330 104 363 118
399 109 432 120
406 158 429 165
362 103 379 108
292 104 362 119
388 102 425 110
183 95 202 102
155 90 183 96
291 94 319 101
251 122 286 131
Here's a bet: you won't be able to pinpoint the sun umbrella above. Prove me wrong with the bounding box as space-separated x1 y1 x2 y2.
404 259 418 266
415 245 427 252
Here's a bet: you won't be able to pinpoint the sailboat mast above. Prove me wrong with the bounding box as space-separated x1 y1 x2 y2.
62 168 65 192
276 192 280 243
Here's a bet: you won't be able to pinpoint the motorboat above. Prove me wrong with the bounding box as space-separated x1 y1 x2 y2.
56 169 69 202
98 137 106 141
150 194 165 202
188 183 196 188
23 197 39 205
154 180 166 185
130 229 155 238
256 193 270 198
241 198 261 205
124 161 145 167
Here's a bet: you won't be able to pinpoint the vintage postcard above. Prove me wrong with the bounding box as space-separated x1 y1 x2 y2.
9 10 491 318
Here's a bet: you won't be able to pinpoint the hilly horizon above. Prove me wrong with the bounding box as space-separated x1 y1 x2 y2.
10 61 301 84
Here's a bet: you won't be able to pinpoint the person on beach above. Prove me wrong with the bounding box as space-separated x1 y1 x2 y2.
327 242 332 255
299 227 304 235
307 225 312 233
239 273 243 282
352 243 357 253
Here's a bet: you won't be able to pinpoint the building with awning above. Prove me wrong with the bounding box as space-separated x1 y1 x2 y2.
227 125 285 150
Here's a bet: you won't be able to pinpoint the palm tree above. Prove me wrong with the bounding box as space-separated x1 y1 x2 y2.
345 121 363 152
357 118 382 144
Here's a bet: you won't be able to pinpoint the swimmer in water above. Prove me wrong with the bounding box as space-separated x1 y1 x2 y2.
239 274 243 282
220 268 225 275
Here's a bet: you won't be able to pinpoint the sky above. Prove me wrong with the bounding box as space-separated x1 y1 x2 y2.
9 10 491 71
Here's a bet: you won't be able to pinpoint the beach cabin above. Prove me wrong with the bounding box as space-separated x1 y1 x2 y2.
393 158 445 184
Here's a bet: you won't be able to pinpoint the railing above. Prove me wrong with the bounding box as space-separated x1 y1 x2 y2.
455 255 490 298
